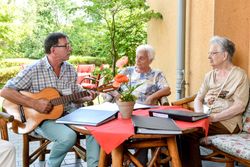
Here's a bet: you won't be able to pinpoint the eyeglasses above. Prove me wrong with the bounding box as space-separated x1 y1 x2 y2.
53 43 71 49
208 51 224 56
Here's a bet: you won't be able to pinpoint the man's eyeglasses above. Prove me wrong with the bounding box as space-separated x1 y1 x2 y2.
208 51 224 56
53 43 71 49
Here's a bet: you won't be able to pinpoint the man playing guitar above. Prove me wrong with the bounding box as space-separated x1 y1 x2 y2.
1 32 96 167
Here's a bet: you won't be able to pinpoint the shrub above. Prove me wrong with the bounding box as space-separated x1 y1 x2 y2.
69 56 108 66
0 66 21 84
0 58 36 68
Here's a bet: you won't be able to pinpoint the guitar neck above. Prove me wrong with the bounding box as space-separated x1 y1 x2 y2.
50 91 90 106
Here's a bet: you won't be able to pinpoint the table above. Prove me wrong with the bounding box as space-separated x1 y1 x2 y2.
71 125 188 167
70 106 209 167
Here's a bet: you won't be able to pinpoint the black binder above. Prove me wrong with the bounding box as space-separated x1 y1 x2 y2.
56 108 118 126
132 115 182 135
149 109 209 122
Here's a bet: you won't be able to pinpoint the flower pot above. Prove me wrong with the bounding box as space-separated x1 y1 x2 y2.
116 101 135 119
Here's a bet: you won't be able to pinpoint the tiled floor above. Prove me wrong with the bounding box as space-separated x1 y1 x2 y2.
8 129 246 167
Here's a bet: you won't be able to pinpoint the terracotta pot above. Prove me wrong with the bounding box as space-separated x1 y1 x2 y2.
116 101 135 119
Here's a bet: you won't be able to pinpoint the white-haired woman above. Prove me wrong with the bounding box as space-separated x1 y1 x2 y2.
179 36 249 167
107 44 171 105
95 44 171 166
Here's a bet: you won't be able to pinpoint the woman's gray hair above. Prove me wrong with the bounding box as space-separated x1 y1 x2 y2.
136 44 155 61
210 36 235 61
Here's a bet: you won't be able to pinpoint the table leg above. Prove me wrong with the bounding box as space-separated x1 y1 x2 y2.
167 136 182 167
111 144 123 167
98 148 108 167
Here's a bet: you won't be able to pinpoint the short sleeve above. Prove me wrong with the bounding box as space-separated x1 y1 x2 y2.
196 72 211 101
156 71 169 89
4 67 33 91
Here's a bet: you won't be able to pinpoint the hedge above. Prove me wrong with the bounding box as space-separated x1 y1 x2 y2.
0 56 109 87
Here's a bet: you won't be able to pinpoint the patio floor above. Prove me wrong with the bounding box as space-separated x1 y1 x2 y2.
8 129 246 167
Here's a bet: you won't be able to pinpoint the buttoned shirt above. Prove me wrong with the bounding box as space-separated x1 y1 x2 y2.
120 66 169 104
5 56 83 112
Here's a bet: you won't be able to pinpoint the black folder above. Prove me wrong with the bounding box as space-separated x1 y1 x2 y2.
131 115 182 135
56 108 118 126
149 109 209 122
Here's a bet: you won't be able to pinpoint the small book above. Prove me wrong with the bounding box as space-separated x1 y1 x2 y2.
56 107 118 126
131 115 182 135
149 109 209 122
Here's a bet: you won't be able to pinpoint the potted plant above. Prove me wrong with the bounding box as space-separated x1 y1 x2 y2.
113 74 142 119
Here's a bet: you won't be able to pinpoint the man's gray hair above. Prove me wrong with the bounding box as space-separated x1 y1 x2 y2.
136 44 155 61
210 36 235 61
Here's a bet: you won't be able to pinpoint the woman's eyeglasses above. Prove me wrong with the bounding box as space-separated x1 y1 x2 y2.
208 51 224 56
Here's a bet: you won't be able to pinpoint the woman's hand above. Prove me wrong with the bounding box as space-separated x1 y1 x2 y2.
144 96 156 105
209 114 217 123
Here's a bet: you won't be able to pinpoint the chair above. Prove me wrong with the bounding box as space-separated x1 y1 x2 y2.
0 111 14 140
1 107 86 167
170 94 249 167
77 64 100 90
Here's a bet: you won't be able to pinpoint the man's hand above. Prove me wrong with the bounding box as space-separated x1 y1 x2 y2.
33 99 53 114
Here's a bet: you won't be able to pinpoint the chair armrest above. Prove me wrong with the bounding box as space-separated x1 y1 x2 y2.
0 111 14 140
171 94 197 110
0 111 14 122
158 96 170 106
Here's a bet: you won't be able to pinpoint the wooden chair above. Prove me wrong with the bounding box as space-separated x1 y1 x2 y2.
170 94 248 167
1 106 86 167
0 111 14 140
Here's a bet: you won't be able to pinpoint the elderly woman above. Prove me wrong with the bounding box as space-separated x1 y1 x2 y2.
179 36 249 167
89 44 171 166
107 44 171 105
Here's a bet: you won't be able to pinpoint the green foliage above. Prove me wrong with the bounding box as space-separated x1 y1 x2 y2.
0 58 36 68
0 66 20 83
0 58 36 84
68 56 107 66
93 66 113 84
119 83 143 102
0 0 162 75
85 0 162 75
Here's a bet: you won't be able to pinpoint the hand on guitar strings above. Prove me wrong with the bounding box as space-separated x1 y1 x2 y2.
33 98 53 114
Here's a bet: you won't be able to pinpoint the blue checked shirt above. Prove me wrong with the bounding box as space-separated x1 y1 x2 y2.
4 56 83 112
120 66 169 104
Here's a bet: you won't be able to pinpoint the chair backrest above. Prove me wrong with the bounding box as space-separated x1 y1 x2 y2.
77 64 95 84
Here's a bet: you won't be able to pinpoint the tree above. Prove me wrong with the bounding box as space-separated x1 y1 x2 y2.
85 0 162 75
0 1 16 59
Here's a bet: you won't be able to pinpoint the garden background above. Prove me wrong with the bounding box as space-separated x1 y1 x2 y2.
0 0 162 88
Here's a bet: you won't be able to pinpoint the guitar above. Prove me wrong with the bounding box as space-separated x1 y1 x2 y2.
2 84 116 134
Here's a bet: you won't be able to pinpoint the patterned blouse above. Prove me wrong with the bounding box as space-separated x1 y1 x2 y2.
120 66 169 104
